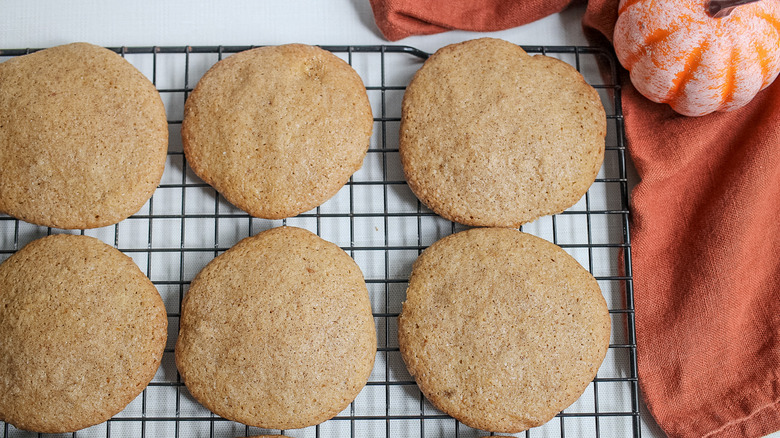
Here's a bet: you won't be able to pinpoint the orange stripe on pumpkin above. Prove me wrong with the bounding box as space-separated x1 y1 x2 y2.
721 45 737 104
755 42 773 84
754 11 780 85
755 11 780 39
644 27 674 46
646 28 675 69
621 27 676 71
668 41 707 104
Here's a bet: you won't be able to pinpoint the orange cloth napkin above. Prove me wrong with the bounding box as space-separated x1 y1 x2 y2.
369 1 780 437
368 0 576 41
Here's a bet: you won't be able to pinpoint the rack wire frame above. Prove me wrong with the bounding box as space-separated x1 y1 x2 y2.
0 44 639 438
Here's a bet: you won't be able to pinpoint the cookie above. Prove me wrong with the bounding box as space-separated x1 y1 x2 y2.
0 42 168 229
398 228 610 432
181 44 373 219
400 38 606 228
0 234 168 433
176 226 376 429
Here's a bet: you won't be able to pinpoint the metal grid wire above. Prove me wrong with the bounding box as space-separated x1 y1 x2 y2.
0 44 638 438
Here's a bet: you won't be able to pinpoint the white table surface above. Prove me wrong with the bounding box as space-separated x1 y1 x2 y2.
1 0 589 52
2 2 775 438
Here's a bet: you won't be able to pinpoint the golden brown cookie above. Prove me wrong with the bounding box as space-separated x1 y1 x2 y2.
0 234 168 433
0 42 168 229
400 38 606 228
176 226 376 429
181 44 373 219
398 228 610 432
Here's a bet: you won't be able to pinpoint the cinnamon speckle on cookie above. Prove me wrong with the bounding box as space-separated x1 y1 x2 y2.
0 43 168 229
397 227 610 432
0 234 167 433
181 44 373 219
176 226 376 429
400 38 606 228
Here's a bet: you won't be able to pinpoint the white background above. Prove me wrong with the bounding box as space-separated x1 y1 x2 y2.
2 1 773 438
0 0 589 53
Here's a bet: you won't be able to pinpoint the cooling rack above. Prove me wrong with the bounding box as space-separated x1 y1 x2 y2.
0 44 639 438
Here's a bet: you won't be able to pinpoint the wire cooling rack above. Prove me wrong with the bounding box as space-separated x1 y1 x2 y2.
0 44 638 438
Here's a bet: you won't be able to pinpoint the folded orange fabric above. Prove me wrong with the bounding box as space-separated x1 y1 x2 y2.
623 65 780 438
587 4 780 437
370 0 780 437
368 0 575 41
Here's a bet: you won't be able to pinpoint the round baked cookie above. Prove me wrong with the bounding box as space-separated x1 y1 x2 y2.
0 234 168 433
400 38 606 228
181 44 373 219
398 228 610 432
0 42 168 229
176 226 376 429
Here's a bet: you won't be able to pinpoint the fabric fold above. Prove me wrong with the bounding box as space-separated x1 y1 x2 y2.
621 73 780 438
368 0 575 41
586 3 780 436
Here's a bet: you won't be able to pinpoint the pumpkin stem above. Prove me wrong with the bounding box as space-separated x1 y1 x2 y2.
707 0 762 17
